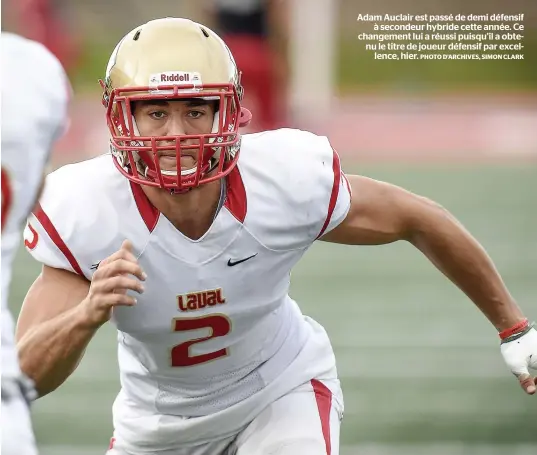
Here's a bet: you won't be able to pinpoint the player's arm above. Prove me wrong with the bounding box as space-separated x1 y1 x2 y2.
322 176 537 394
16 266 94 396
321 175 536 394
322 176 537 388
17 240 145 397
321 175 524 328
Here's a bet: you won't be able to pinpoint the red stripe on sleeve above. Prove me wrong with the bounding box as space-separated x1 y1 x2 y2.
33 203 84 275
316 149 341 239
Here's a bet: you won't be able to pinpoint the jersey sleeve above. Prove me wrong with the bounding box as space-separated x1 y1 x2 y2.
241 128 352 250
313 145 352 239
24 206 85 276
24 165 89 279
23 155 153 280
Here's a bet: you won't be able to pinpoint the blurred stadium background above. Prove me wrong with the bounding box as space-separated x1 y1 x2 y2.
2 0 536 454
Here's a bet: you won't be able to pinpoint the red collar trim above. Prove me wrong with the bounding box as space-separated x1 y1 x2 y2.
224 166 247 223
129 166 246 231
129 181 160 232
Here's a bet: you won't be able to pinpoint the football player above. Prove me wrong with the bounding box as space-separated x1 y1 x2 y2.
16 18 536 455
1 33 70 455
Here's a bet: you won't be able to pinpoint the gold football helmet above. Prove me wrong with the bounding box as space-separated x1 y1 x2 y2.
100 17 252 192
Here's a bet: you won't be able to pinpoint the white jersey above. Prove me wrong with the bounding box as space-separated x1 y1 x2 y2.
25 128 352 450
1 33 69 379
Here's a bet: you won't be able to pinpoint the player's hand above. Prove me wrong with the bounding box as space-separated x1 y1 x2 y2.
82 240 146 327
500 323 537 395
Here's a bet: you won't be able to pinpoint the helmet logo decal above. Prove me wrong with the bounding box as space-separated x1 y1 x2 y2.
149 71 202 88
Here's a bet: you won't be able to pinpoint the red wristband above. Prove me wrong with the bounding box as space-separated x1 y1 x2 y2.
499 319 529 340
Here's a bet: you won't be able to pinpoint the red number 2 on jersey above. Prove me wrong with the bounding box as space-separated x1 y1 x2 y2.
171 314 231 367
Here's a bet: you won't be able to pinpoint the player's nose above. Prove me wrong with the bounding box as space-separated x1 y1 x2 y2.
165 116 187 136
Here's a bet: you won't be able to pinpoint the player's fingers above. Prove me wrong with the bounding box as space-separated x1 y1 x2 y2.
100 240 138 265
116 248 138 264
95 276 145 295
108 293 137 307
106 276 144 294
517 373 536 395
97 248 138 270
121 239 134 254
98 259 146 281
111 245 139 264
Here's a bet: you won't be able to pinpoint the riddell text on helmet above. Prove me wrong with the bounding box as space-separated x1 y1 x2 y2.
161 73 190 82
149 71 202 86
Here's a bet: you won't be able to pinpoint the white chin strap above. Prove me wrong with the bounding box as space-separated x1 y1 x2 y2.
116 97 227 178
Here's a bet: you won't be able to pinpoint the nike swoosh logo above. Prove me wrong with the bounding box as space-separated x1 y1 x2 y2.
227 253 258 267
90 261 101 271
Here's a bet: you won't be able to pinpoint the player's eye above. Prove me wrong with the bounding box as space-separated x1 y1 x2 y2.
187 110 204 119
149 111 166 120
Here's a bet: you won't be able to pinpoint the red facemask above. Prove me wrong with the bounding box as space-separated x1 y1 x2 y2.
100 80 252 193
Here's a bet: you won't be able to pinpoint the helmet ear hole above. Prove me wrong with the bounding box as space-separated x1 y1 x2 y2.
238 108 252 127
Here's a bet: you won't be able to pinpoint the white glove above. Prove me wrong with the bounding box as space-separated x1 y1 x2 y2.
500 323 537 395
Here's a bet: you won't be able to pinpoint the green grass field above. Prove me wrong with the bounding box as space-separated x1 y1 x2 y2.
8 164 537 455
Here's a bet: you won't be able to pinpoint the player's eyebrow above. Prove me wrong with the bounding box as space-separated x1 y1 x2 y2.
184 99 211 108
137 99 210 109
137 100 169 108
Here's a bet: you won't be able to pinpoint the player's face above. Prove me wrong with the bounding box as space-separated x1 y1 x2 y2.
133 99 215 172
